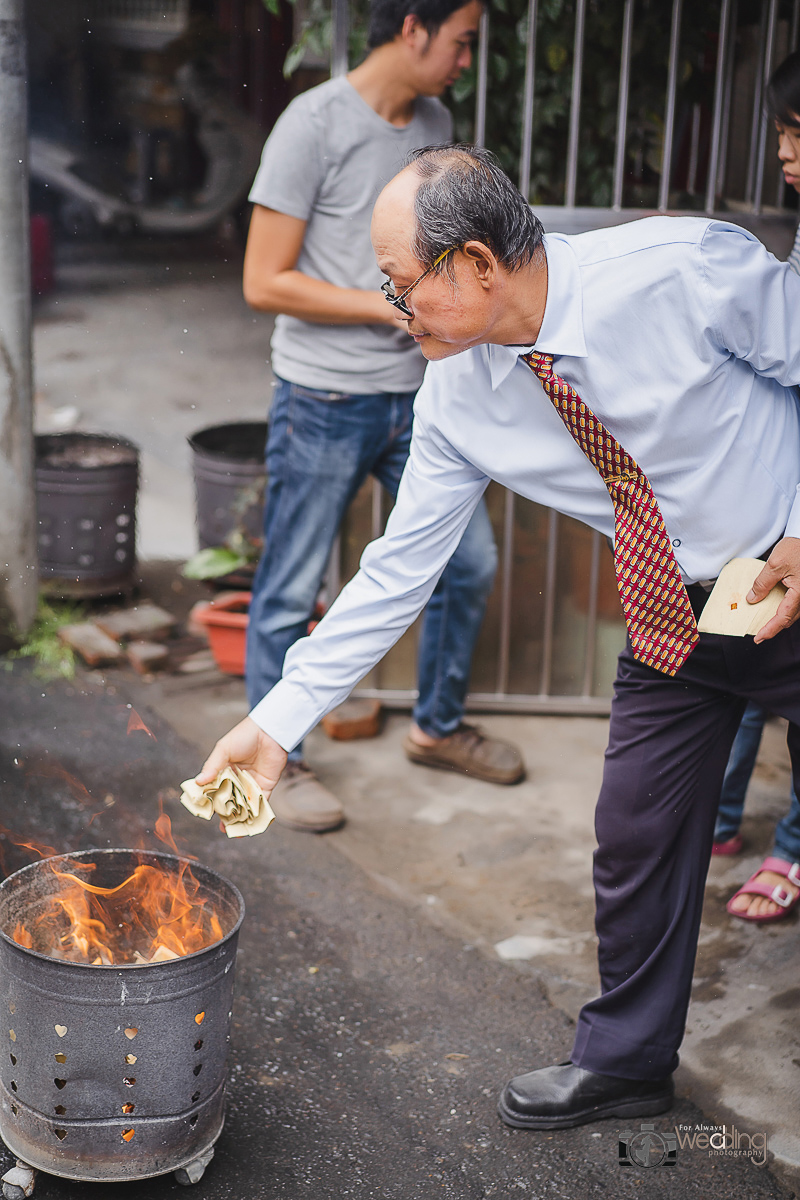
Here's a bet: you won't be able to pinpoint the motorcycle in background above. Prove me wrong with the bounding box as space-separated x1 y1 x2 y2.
29 1 265 238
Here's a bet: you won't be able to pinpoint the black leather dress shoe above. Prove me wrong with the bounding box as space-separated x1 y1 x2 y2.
497 1062 674 1130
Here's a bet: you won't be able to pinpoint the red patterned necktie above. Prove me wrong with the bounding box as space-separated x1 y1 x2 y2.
523 351 698 676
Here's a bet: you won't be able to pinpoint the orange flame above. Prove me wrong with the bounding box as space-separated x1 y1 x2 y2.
12 856 224 966
5 759 220 966
11 924 32 949
154 799 198 862
15 837 58 861
0 818 58 878
126 709 156 740
25 762 95 809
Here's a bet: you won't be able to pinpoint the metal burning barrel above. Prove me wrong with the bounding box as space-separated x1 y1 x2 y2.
188 421 267 551
0 849 244 1189
35 433 139 598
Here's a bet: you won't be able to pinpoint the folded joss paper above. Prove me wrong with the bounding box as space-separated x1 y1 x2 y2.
180 767 275 838
697 558 787 637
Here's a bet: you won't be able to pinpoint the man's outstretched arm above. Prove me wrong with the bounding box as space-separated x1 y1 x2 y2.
192 405 490 788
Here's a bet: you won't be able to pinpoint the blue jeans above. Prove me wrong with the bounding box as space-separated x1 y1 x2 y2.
714 700 800 861
245 378 497 760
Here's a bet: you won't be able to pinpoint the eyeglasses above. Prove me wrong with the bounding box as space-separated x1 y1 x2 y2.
381 246 458 318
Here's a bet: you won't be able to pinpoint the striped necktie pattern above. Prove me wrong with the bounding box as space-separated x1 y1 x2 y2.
523 351 699 676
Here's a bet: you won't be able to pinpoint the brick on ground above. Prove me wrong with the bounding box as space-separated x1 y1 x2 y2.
94 603 177 643
322 699 383 741
126 641 170 675
176 649 218 675
59 623 124 667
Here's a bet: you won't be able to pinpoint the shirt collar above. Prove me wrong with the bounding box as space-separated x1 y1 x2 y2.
485 233 587 390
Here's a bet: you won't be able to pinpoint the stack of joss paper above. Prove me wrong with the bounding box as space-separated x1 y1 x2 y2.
180 767 275 838
697 558 786 636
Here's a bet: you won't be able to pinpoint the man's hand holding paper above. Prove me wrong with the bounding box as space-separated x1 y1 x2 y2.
747 536 800 643
185 718 288 836
696 539 800 641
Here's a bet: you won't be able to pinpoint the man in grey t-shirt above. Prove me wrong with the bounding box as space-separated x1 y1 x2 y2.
243 0 524 832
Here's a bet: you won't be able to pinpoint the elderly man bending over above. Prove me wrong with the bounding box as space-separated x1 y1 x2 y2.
196 146 800 1130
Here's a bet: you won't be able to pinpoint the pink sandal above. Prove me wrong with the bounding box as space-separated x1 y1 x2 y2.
726 856 800 923
712 834 743 856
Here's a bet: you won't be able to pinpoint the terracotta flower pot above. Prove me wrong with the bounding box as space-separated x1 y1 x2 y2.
194 591 251 676
194 593 325 677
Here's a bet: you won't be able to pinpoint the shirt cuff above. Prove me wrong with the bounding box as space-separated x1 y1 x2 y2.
785 485 800 539
248 679 322 753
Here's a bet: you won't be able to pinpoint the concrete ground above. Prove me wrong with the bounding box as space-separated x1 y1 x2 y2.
33 240 273 561
25 238 800 1192
0 660 791 1200
133 653 800 1192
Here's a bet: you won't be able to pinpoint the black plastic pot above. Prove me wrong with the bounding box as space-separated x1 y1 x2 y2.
35 433 139 598
188 422 267 552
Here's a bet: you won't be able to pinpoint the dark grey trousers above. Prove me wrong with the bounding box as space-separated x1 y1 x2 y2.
571 587 800 1079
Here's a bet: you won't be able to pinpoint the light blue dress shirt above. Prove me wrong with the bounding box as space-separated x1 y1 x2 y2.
252 216 800 751
790 221 800 276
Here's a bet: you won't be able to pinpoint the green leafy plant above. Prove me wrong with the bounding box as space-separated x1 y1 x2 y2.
182 546 251 580
449 0 727 207
5 598 85 681
262 0 370 77
285 0 334 77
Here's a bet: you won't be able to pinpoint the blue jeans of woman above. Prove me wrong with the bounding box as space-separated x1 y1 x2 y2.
245 378 498 761
714 700 800 861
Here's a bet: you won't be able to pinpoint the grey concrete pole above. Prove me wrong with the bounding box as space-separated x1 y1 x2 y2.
0 0 37 643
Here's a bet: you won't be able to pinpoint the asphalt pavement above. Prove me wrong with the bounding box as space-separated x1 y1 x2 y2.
0 664 792 1200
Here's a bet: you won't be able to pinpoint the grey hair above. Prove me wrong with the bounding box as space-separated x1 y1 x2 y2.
406 144 544 278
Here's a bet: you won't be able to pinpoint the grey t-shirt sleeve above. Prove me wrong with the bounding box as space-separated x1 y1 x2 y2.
249 78 455 393
248 98 325 221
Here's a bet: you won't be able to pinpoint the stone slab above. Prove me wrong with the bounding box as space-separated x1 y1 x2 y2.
95 603 177 643
58 623 124 667
126 640 170 675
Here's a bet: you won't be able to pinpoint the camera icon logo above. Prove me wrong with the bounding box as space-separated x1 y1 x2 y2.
618 1123 678 1168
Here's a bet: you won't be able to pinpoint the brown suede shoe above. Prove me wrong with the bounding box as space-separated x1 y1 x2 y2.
269 762 344 832
403 723 525 785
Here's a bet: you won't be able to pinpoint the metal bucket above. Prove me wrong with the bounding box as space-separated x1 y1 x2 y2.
0 849 244 1184
188 422 267 551
35 433 139 599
